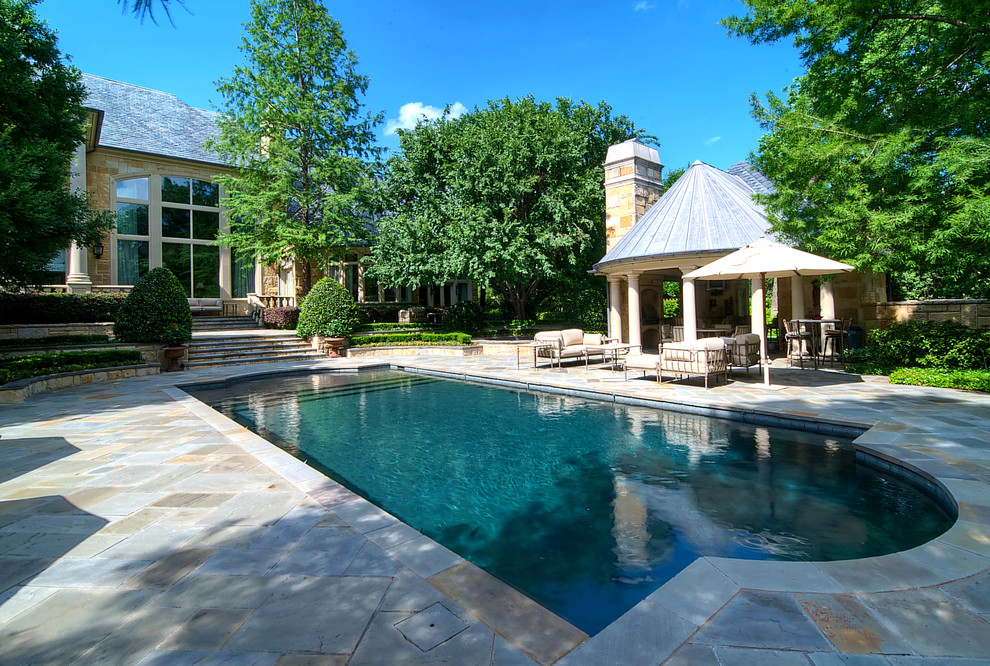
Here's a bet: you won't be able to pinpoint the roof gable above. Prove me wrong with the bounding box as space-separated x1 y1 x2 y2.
81 73 223 166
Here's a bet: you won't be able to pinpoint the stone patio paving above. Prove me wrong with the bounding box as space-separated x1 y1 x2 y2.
1 352 989 664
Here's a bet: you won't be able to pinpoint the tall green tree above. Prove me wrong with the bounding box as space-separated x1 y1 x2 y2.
0 0 112 287
207 0 382 293
724 1 990 298
371 97 646 319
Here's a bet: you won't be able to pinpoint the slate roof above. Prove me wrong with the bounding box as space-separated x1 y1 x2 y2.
81 73 224 166
594 160 773 272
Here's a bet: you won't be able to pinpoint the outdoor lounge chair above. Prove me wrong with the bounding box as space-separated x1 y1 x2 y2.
724 333 762 376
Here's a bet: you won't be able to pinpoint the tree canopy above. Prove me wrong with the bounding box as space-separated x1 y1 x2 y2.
724 0 990 298
207 0 381 293
0 0 112 288
370 97 646 319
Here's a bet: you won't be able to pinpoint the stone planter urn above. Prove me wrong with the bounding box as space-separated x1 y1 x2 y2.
161 345 187 372
325 337 347 358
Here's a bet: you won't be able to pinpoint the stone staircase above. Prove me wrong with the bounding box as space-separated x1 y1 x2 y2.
186 316 325 369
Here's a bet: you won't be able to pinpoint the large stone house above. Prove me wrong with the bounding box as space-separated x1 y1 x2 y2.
53 74 473 310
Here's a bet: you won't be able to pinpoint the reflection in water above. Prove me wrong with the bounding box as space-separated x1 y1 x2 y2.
194 370 952 635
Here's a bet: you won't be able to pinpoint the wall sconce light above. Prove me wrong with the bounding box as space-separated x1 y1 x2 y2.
92 242 104 259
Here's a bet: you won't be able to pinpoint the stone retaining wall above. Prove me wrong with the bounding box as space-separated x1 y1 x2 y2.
874 299 990 329
0 363 161 403
0 323 114 340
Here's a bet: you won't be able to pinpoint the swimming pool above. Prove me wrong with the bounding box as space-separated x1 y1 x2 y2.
193 369 953 634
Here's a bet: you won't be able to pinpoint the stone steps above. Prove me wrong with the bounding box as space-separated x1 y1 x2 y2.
185 318 324 368
192 316 260 331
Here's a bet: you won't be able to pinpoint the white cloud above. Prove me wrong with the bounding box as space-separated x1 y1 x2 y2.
634 1 656 11
704 136 722 146
385 101 468 135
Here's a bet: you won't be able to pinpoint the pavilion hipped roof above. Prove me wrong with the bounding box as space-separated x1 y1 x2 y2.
594 160 773 274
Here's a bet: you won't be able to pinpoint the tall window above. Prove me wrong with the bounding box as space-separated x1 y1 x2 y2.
115 177 150 285
231 252 255 298
113 175 226 297
160 177 220 298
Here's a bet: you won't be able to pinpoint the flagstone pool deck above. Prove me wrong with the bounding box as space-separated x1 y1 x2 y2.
1 353 989 664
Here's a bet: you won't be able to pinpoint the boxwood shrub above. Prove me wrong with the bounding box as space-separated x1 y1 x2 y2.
442 300 485 334
349 332 472 347
113 268 193 345
0 292 126 324
297 278 359 338
0 335 111 348
0 349 145 384
846 320 990 375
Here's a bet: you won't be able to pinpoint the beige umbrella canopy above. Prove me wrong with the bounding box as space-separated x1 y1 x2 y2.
684 237 855 386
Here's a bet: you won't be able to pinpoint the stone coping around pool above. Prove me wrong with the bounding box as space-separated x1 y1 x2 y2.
170 360 990 665
0 363 161 404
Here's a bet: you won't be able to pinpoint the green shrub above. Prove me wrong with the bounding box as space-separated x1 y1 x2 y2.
663 299 680 319
113 268 192 345
355 303 409 324
0 292 126 324
563 287 607 332
889 367 990 392
0 349 145 384
0 335 111 348
354 322 441 333
297 278 359 338
850 321 990 375
262 307 300 330
349 332 472 347
443 300 485 334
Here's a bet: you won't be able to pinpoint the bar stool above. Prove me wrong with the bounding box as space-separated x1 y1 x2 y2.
784 319 815 369
822 318 851 366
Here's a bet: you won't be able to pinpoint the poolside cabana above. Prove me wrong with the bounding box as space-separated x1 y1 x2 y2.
594 158 775 353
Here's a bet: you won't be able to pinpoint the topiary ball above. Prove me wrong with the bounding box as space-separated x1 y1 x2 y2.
113 267 193 345
296 277 359 338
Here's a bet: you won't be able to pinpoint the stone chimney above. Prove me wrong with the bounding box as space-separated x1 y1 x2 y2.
603 139 663 251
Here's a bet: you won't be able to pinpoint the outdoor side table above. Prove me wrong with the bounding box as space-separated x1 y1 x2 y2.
598 343 636 371
516 342 553 369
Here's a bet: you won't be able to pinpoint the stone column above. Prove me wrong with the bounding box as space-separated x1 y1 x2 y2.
791 276 806 321
682 278 698 342
627 272 642 354
608 276 623 342
750 277 765 343
66 142 92 293
820 279 836 319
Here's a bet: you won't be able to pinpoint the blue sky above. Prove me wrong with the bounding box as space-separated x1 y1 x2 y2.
38 0 803 171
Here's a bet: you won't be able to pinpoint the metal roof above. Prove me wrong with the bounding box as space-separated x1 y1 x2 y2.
594 160 773 272
81 73 224 166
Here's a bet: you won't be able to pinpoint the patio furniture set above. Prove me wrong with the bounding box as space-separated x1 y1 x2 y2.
783 318 851 369
519 328 763 390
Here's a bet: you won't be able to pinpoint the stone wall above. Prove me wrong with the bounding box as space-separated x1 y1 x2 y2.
0 323 114 340
873 300 990 329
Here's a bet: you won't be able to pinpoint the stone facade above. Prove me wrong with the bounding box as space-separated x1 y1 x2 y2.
603 141 663 251
873 299 990 330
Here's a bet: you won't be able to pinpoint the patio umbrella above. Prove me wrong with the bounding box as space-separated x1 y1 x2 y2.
683 237 854 386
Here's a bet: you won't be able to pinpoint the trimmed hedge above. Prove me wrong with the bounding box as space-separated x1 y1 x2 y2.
443 300 485 334
297 278 359 338
0 335 111 348
355 322 442 332
0 349 145 384
349 332 473 347
114 268 193 345
0 292 126 324
262 307 300 330
889 367 990 392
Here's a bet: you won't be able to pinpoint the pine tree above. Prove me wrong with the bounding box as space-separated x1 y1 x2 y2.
208 0 382 293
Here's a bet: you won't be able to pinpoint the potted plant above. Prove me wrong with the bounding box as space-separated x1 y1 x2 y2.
113 267 193 371
296 277 358 357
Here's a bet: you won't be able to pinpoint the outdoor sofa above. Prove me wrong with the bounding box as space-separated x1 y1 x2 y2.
187 298 222 315
533 328 613 367
624 337 729 389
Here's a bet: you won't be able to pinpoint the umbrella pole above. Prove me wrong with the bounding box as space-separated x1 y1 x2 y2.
761 273 771 386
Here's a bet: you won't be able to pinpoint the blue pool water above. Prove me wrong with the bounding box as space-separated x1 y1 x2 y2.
194 370 952 634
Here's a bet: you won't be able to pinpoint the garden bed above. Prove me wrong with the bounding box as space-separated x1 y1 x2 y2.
0 363 161 403
344 345 484 358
